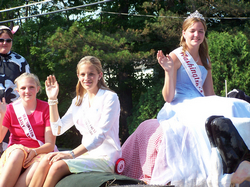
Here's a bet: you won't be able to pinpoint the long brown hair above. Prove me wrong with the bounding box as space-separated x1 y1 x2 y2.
180 17 211 70
75 56 111 106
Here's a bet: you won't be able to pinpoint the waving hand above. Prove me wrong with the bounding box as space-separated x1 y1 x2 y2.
157 50 174 72
45 75 59 100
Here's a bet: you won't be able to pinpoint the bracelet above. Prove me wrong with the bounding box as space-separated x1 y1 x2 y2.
48 99 58 105
32 149 37 156
69 150 76 159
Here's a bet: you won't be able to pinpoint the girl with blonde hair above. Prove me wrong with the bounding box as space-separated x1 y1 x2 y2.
29 56 121 187
0 73 56 187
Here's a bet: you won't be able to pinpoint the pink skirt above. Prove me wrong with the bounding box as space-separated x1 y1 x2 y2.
121 119 163 184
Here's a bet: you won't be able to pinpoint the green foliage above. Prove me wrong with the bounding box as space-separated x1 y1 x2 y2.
137 9 182 53
208 31 250 96
0 0 26 21
127 81 164 134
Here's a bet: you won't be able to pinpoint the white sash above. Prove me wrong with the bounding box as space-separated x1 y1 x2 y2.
12 99 58 151
173 47 204 96
13 99 44 146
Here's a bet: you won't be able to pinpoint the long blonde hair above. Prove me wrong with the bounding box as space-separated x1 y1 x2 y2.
75 56 110 106
180 17 211 70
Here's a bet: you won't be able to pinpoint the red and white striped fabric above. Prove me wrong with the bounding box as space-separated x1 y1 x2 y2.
121 119 163 184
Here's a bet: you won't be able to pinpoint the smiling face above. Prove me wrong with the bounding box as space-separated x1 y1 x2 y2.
77 63 103 95
0 32 12 54
183 21 205 48
16 77 40 102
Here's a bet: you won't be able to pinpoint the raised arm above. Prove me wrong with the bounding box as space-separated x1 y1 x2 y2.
45 75 61 134
157 50 179 103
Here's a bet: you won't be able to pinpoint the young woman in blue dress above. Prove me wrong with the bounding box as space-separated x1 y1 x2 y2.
122 10 250 187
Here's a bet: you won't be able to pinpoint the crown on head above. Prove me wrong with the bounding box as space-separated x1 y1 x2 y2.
185 10 205 21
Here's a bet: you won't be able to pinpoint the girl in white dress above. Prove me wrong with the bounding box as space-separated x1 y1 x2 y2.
29 56 122 187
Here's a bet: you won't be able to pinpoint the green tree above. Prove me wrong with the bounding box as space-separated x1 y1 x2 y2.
208 31 250 96
127 81 164 134
0 0 27 21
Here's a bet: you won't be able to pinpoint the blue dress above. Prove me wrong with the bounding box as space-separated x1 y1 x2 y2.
151 65 250 186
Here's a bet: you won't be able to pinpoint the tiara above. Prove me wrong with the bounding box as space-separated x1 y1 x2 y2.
185 10 205 21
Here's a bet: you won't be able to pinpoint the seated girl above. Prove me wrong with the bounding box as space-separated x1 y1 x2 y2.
122 10 250 187
29 56 122 187
0 73 56 187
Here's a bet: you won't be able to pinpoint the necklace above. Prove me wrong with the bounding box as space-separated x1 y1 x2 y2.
195 56 199 63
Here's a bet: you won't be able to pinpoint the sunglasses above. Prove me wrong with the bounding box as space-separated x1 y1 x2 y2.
0 38 12 43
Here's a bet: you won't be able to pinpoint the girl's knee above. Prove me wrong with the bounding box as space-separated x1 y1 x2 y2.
11 148 25 156
37 154 51 168
49 161 69 176
8 149 25 162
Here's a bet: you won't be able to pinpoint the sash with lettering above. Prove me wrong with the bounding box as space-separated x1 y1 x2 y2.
173 47 204 96
12 99 58 151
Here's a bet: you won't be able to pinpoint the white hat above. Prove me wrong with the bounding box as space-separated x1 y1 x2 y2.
0 25 11 31
0 25 19 34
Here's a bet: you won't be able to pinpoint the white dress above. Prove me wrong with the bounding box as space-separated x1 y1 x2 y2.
151 62 250 186
51 89 122 173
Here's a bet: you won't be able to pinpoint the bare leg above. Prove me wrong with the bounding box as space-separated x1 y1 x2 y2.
0 149 25 187
14 162 39 187
43 160 71 187
231 161 250 184
29 155 52 187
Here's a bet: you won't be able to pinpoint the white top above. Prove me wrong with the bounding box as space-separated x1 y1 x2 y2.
51 89 122 163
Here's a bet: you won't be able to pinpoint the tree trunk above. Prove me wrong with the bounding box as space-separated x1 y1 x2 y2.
118 71 133 145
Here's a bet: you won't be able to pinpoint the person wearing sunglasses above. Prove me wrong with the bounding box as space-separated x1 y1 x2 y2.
0 25 30 156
